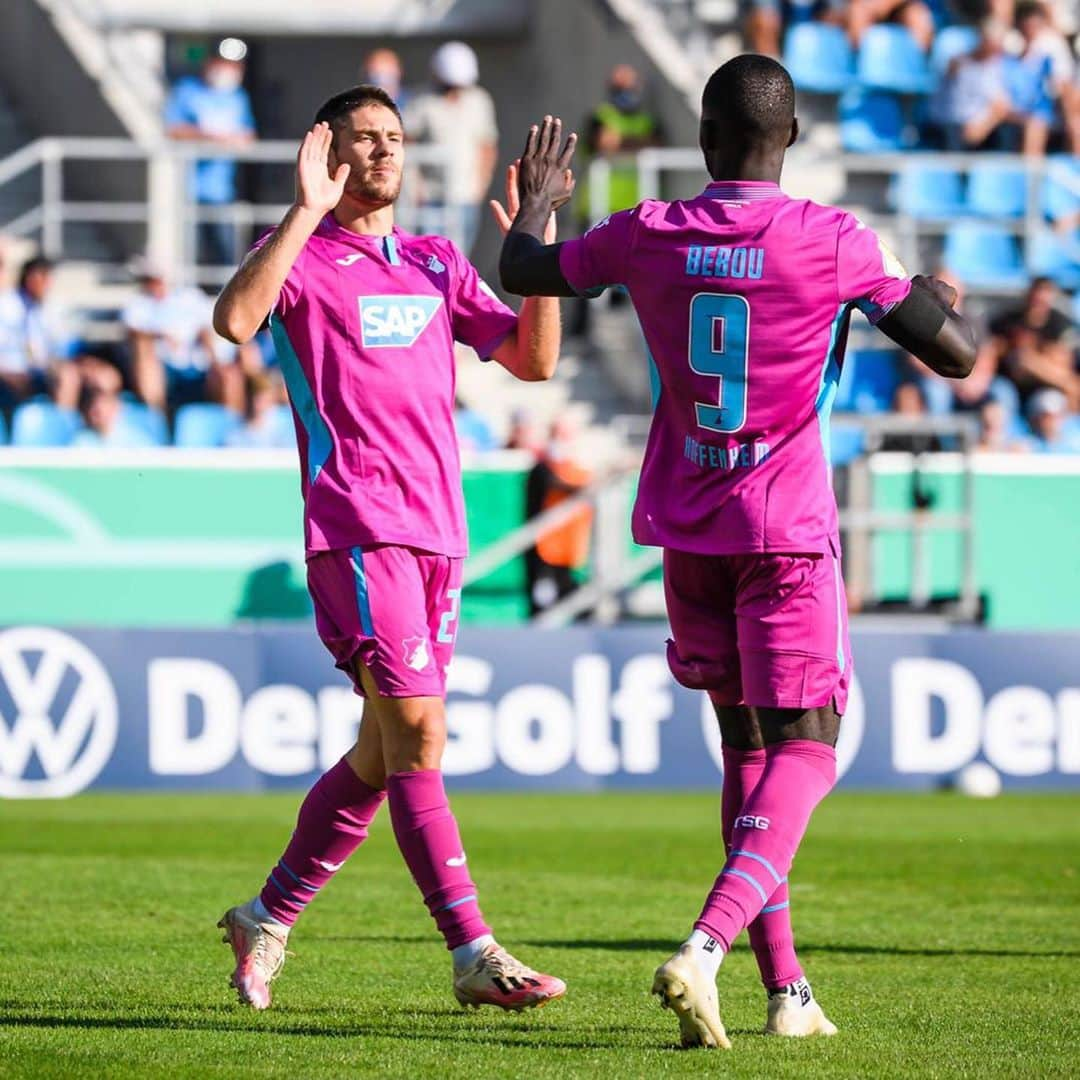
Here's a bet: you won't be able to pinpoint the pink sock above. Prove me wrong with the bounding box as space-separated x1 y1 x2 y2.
259 756 386 927
722 746 804 990
697 740 836 952
387 770 492 950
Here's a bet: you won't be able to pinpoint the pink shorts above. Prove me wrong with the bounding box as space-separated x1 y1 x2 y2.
663 543 851 714
307 544 463 698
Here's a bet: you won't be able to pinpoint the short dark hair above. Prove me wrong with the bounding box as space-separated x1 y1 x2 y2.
1015 1 1047 21
18 256 54 291
700 54 795 146
314 85 402 135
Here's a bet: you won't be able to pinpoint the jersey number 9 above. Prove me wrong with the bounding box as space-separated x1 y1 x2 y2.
689 292 749 434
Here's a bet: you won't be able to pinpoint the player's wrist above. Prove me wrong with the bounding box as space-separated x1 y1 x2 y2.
288 203 326 230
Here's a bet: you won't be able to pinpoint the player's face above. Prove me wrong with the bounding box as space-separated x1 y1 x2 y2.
330 104 405 207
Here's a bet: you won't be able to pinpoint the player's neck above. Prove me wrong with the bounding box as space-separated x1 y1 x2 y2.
331 201 395 237
706 151 783 186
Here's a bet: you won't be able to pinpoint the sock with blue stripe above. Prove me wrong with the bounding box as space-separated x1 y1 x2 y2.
387 769 492 951
257 756 386 928
693 740 836 954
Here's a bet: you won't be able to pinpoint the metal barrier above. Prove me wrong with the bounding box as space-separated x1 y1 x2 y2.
0 136 462 284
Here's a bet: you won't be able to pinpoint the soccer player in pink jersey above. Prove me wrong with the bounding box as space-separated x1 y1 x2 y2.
501 56 975 1047
211 85 568 1012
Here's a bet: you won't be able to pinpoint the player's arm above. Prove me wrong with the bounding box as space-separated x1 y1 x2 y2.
213 123 349 343
876 275 977 379
498 116 579 298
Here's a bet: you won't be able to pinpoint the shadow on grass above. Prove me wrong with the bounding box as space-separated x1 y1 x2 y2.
518 939 1080 960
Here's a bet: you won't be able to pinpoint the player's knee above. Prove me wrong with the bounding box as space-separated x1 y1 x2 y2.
380 705 447 772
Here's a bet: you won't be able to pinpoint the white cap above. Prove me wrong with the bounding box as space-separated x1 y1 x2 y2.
431 41 479 88
1027 387 1068 419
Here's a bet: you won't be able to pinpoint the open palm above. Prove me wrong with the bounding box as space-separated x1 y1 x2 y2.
295 122 350 216
489 161 557 243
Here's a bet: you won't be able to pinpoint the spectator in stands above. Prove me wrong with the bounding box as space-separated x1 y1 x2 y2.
989 277 1078 409
405 42 497 253
1021 387 1080 452
454 395 498 452
847 0 935 51
225 372 293 449
124 257 245 415
975 397 1025 452
505 407 545 456
0 255 84 414
880 381 943 453
1007 1 1074 154
583 65 665 219
165 38 256 267
71 387 154 449
932 18 1030 151
525 415 594 617
360 48 410 111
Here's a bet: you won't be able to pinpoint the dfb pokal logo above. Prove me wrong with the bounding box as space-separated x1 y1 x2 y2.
0 627 118 798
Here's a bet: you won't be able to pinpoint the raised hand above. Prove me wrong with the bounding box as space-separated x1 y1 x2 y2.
489 161 557 242
295 122 350 216
517 116 577 216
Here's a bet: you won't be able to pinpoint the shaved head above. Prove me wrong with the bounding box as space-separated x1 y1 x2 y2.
699 54 797 182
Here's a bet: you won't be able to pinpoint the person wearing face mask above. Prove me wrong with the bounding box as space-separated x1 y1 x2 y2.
165 38 257 268
359 48 410 112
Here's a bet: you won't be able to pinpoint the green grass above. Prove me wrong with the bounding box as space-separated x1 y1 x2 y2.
2 792 1078 1078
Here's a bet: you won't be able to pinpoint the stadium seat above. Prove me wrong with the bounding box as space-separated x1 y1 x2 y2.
930 25 979 78
271 404 297 445
1042 157 1080 223
943 223 1027 289
840 89 910 152
830 423 866 465
783 24 855 94
173 403 242 448
1027 232 1080 291
834 349 902 413
894 165 965 218
120 402 168 446
857 25 932 94
966 166 1028 219
11 400 79 446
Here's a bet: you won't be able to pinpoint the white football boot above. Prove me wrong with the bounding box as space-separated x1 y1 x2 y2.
651 944 732 1049
765 977 838 1036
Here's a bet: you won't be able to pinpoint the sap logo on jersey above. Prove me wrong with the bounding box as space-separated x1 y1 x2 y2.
359 295 443 348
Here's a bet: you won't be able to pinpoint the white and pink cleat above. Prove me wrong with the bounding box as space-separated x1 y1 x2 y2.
218 901 288 1010
452 944 566 1011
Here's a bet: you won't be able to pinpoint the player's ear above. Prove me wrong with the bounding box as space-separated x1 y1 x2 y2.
787 117 799 149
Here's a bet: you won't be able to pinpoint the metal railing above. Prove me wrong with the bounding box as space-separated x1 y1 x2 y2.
0 136 463 285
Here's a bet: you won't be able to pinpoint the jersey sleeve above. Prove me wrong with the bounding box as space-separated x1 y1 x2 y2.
447 243 518 358
163 81 196 127
836 214 913 323
247 228 306 317
558 207 638 297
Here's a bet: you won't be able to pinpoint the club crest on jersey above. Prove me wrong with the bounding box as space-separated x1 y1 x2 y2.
402 637 431 672
359 295 443 348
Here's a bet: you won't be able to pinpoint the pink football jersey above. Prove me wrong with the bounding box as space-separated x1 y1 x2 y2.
258 215 517 557
560 180 912 554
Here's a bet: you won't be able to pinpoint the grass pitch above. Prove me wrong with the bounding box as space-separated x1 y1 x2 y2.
2 791 1078 1078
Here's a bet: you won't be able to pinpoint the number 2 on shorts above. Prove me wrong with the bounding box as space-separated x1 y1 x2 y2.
689 292 750 434
436 587 461 644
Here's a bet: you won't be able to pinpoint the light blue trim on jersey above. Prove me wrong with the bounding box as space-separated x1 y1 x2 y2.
269 315 333 486
814 303 851 466
761 901 790 914
730 849 782 885
384 235 401 265
646 345 662 411
722 867 769 904
349 547 375 636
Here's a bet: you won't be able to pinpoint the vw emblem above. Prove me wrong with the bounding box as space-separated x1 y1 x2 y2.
0 627 118 798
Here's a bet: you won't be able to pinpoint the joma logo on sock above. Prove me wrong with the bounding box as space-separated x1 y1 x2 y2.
734 814 770 830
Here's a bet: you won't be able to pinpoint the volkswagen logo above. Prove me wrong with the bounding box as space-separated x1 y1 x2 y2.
0 627 118 798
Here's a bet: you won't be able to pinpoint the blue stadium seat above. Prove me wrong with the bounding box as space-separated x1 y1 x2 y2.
173 403 241 448
943 223 1027 289
1027 232 1080 291
270 404 296 445
1042 157 1080 223
834 349 902 413
840 89 910 152
120 402 168 446
783 24 855 94
857 25 932 94
11 400 79 446
930 25 979 78
830 423 866 465
966 166 1028 219
894 165 965 218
